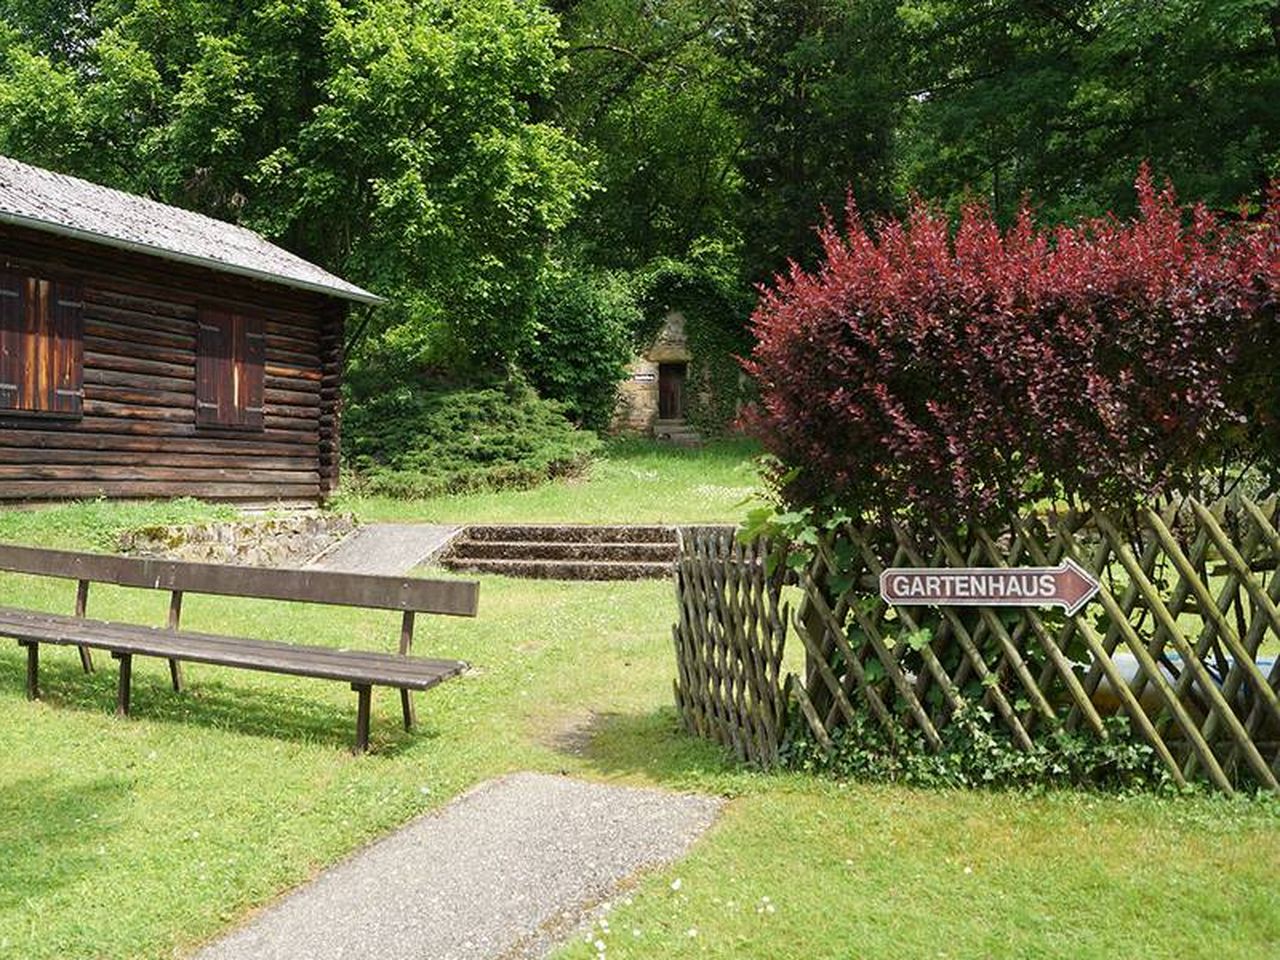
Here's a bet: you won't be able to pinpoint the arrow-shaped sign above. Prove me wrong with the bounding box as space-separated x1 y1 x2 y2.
879 557 1100 615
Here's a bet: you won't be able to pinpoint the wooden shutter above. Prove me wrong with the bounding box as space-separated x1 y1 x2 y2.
0 272 19 410
48 280 84 415
197 308 264 430
196 308 231 427
242 313 265 430
0 271 83 415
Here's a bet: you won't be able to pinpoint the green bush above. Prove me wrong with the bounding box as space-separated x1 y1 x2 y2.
342 379 601 499
522 265 639 431
784 707 1167 792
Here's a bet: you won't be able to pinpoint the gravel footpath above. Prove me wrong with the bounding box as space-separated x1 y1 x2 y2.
309 524 461 575
194 772 722 960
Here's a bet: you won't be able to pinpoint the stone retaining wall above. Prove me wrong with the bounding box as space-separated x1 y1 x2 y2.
118 513 357 567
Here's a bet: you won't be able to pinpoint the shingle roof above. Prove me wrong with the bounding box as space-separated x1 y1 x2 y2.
0 154 382 305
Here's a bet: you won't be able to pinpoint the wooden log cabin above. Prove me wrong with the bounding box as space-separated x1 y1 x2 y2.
0 154 381 503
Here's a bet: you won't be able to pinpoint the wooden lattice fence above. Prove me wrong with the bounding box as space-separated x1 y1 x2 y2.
672 529 789 766
672 497 1280 793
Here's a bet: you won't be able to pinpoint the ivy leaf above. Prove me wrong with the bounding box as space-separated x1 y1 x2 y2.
904 627 932 651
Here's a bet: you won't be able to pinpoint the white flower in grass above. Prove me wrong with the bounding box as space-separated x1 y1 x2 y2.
686 927 698 938
670 877 682 891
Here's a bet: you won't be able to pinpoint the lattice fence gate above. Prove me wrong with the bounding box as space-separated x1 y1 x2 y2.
672 529 789 767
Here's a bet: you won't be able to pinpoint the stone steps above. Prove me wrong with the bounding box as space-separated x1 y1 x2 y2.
443 557 675 581
451 540 678 562
463 524 678 544
653 418 703 448
441 524 733 580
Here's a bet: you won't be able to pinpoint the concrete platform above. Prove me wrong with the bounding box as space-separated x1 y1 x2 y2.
310 524 461 575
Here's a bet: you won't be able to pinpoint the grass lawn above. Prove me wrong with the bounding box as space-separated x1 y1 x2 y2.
334 437 765 524
0 444 1276 959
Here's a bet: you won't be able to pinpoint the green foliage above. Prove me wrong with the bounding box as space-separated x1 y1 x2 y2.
559 0 1279 284
895 0 1280 222
555 0 745 270
734 0 903 277
635 242 755 434
276 0 592 371
522 263 639 431
2 0 1275 486
785 709 1167 792
341 378 601 498
0 0 591 373
552 2 758 434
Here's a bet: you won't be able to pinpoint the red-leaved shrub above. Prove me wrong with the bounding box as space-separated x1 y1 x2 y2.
743 169 1279 521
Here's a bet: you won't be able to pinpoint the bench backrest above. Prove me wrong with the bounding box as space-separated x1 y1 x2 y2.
0 544 478 617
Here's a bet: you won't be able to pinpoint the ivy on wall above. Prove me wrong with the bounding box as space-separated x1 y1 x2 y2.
635 249 755 435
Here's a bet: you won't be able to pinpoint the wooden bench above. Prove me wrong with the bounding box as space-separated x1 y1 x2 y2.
0 544 479 752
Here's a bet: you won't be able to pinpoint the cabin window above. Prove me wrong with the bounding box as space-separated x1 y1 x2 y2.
0 271 84 417
196 307 265 431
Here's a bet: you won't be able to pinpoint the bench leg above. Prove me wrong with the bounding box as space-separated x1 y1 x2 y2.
353 683 372 754
75 580 93 673
115 653 132 717
21 641 38 700
168 659 183 693
400 688 415 731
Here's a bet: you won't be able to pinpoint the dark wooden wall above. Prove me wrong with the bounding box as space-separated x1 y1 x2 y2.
0 223 345 502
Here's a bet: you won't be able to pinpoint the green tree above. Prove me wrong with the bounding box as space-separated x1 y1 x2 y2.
734 0 904 279
896 0 1280 220
554 0 746 270
522 264 639 431
0 0 591 372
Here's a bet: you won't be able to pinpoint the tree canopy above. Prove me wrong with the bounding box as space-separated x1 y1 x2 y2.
0 0 1274 385
0 0 589 371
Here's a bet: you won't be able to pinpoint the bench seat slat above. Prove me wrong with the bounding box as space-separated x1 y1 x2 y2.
0 607 468 691
0 607 460 676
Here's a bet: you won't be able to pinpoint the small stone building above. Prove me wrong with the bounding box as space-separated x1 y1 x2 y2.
613 312 701 444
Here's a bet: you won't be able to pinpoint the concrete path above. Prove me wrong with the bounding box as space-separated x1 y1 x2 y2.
310 523 461 575
196 773 721 960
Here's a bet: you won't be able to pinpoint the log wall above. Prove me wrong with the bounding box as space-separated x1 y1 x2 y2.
0 223 346 502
